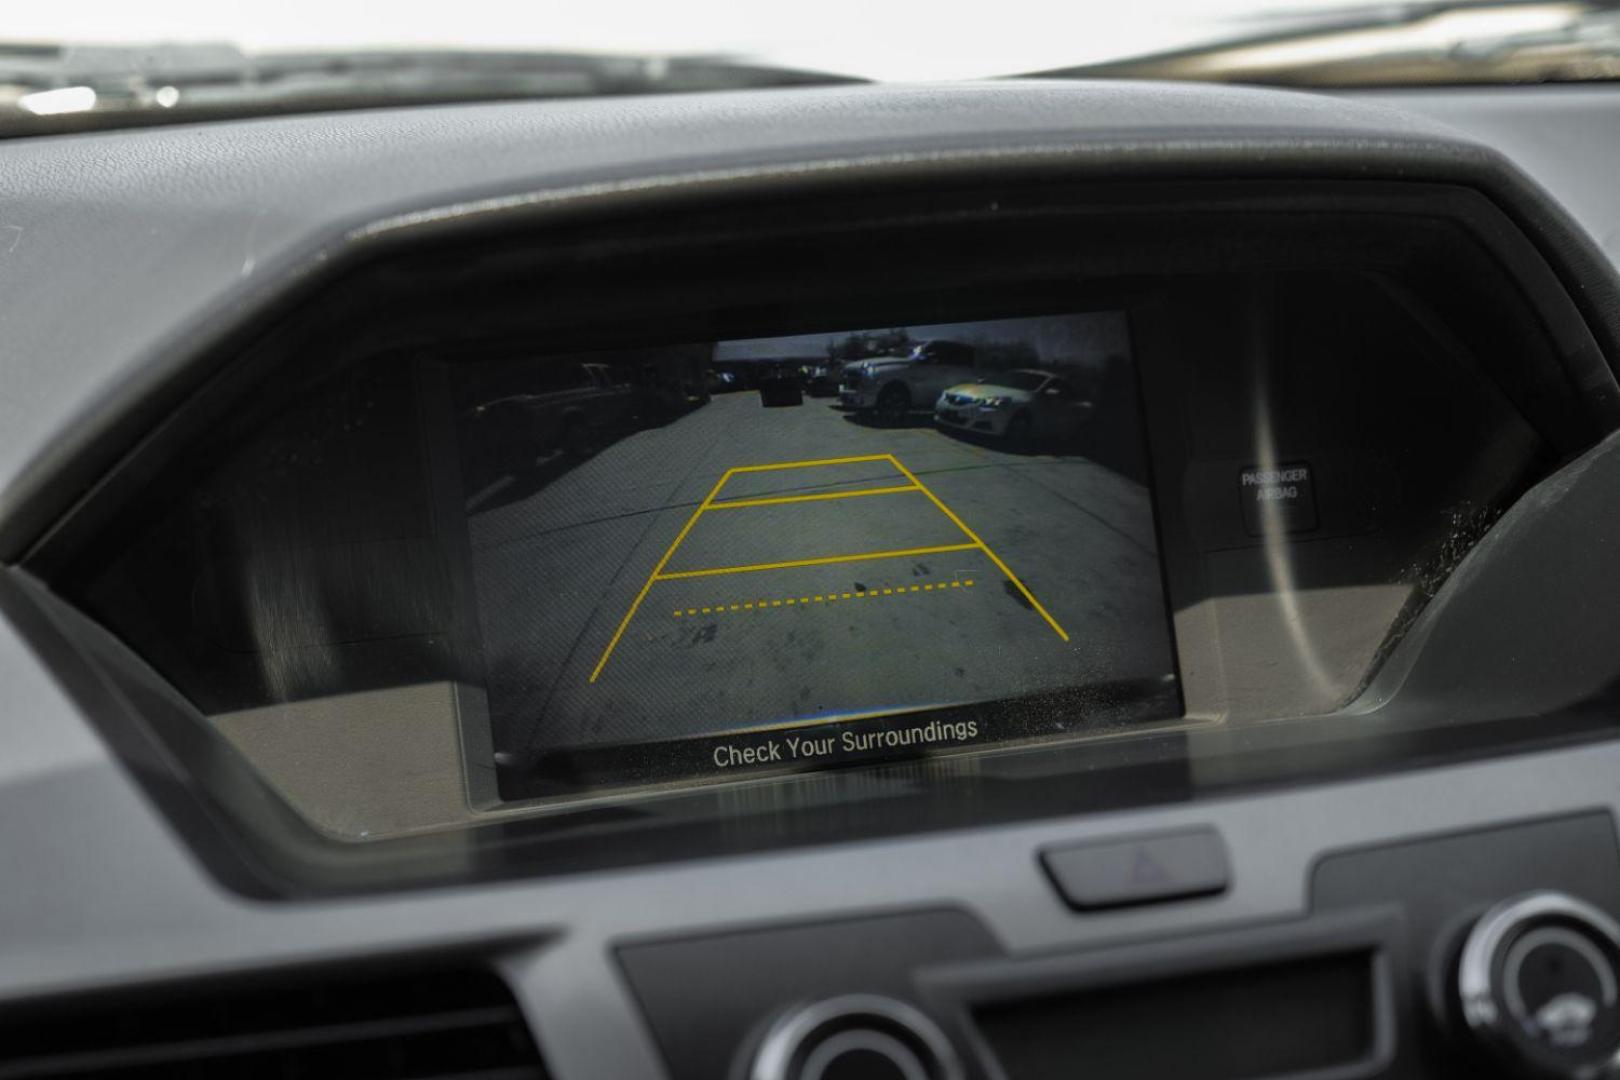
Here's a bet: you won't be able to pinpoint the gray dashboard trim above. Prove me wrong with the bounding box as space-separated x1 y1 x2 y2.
5 565 1620 1079
4 80 1620 560
1351 86 1620 269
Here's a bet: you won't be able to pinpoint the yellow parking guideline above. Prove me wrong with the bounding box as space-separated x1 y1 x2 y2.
655 542 977 582
588 467 736 683
589 452 1068 683
673 578 976 618
725 454 892 474
706 484 919 510
883 454 1069 642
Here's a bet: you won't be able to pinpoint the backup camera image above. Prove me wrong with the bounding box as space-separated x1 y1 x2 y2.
452 312 1179 796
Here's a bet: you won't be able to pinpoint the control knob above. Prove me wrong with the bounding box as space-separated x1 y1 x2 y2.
747 994 963 1080
1457 891 1620 1079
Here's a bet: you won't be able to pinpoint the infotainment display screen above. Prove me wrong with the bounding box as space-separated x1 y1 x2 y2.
452 312 1179 798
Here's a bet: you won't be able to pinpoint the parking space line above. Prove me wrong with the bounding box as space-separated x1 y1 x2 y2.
706 484 919 510
884 454 1070 642
654 542 977 581
725 454 897 475
588 467 738 683
591 450 1067 684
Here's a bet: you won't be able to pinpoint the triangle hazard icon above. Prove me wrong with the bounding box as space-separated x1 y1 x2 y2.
1130 847 1170 886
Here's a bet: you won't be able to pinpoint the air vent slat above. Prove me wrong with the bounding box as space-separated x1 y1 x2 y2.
0 967 546 1080
0 1005 524 1079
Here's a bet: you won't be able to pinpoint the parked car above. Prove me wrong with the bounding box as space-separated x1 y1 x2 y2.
839 340 980 423
804 363 841 397
933 369 1093 446
463 361 637 468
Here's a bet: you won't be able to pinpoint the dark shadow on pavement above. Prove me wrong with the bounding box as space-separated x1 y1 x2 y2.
462 403 701 517
840 411 937 431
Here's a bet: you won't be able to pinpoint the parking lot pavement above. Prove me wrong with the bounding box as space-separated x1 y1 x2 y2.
465 393 1173 755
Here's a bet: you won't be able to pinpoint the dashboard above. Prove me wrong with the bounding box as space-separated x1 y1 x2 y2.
4 79 1620 1080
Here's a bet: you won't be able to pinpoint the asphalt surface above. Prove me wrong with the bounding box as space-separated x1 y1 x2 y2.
464 394 1174 754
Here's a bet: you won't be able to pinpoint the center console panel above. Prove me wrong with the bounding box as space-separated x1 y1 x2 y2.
620 813 1620 1080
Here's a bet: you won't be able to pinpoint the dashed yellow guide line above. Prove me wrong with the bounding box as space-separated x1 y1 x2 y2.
674 579 976 618
588 451 1067 683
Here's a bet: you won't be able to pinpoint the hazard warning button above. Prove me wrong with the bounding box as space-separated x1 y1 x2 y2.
1040 827 1230 911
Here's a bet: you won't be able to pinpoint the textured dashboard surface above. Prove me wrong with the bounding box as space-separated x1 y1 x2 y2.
1358 87 1620 267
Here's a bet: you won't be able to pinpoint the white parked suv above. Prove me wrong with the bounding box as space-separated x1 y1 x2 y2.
933 369 1093 446
839 340 979 424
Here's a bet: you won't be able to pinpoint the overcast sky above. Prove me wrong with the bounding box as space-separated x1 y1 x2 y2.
10 0 1372 80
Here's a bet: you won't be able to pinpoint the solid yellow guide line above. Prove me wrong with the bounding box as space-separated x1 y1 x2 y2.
725 454 893 475
588 467 736 683
589 450 1069 683
656 542 977 581
705 484 919 510
883 453 1070 642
